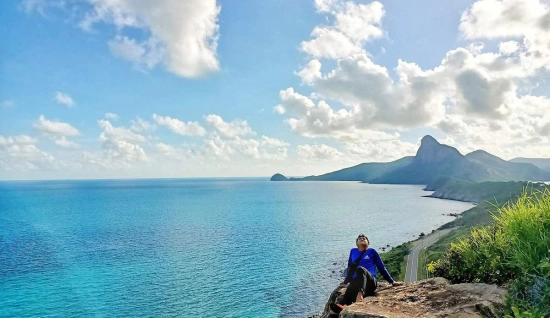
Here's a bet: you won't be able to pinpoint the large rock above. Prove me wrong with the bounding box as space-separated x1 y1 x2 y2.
312 278 506 318
270 173 288 181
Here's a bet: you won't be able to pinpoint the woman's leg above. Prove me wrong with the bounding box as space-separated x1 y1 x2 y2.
363 268 377 296
353 267 369 302
340 267 369 304
342 268 367 306
335 267 378 311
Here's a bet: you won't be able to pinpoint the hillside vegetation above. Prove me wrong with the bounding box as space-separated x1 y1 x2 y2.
430 180 534 228
429 189 550 316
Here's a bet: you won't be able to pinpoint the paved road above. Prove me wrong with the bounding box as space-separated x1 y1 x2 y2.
404 228 453 283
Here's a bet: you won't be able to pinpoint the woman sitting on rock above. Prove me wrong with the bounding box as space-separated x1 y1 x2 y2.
330 234 403 314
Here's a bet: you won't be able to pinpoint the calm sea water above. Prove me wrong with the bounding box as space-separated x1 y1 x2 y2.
0 179 473 317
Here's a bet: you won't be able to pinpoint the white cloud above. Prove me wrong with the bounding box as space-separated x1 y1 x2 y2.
80 0 221 78
344 139 417 162
499 41 519 55
34 115 79 137
459 0 548 39
108 36 164 71
261 147 288 161
314 0 340 13
296 59 322 84
130 117 155 132
54 92 74 107
297 144 343 161
277 62 446 141
260 136 289 147
98 119 145 143
155 142 195 161
203 135 234 161
281 43 544 140
300 0 385 59
301 27 365 59
153 114 206 136
103 140 147 164
276 87 315 117
91 120 148 166
459 0 550 73
0 135 36 146
33 115 80 148
226 137 262 159
53 137 78 148
204 114 255 138
202 134 288 161
0 134 59 171
105 112 119 120
273 105 286 115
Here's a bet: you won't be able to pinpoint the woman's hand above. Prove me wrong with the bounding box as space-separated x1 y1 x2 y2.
392 281 404 287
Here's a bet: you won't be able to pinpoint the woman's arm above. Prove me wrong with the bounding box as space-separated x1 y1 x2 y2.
373 249 395 284
342 249 353 284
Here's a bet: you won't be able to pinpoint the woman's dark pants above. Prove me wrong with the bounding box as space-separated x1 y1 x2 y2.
342 267 377 305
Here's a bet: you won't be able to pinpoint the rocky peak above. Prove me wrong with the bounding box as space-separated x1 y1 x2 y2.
414 135 464 166
312 278 506 318
420 135 439 146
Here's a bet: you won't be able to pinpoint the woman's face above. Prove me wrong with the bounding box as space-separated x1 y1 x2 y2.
356 236 369 248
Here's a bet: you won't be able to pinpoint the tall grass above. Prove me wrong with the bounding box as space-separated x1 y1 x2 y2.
430 188 550 316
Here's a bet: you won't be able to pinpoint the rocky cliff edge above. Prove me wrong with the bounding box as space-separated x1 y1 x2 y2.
310 278 506 318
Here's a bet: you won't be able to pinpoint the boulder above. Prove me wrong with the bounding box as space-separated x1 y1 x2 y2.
311 278 506 318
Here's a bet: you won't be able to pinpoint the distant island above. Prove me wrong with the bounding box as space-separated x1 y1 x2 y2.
270 173 288 181
271 135 550 191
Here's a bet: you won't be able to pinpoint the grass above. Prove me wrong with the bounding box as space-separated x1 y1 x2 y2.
430 189 550 316
428 182 547 264
379 242 411 282
426 228 470 264
417 249 425 280
399 254 408 281
417 248 431 280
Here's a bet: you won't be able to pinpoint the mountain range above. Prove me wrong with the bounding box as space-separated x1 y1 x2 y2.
271 135 550 189
510 157 550 171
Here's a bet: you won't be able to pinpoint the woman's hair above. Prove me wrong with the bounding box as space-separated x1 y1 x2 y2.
356 234 369 244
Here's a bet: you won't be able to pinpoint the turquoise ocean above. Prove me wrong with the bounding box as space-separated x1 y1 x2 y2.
0 179 473 317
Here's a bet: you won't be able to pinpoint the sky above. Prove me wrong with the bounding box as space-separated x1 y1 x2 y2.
1 0 549 180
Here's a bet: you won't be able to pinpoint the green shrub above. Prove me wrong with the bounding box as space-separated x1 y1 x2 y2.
430 188 550 315
504 306 546 318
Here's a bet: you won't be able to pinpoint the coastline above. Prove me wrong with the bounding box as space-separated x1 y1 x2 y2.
372 188 476 283
422 193 478 204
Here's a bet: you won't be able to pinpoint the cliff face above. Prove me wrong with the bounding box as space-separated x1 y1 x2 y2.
311 278 506 318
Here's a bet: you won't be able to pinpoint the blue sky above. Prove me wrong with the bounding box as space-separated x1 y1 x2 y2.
1 0 549 180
